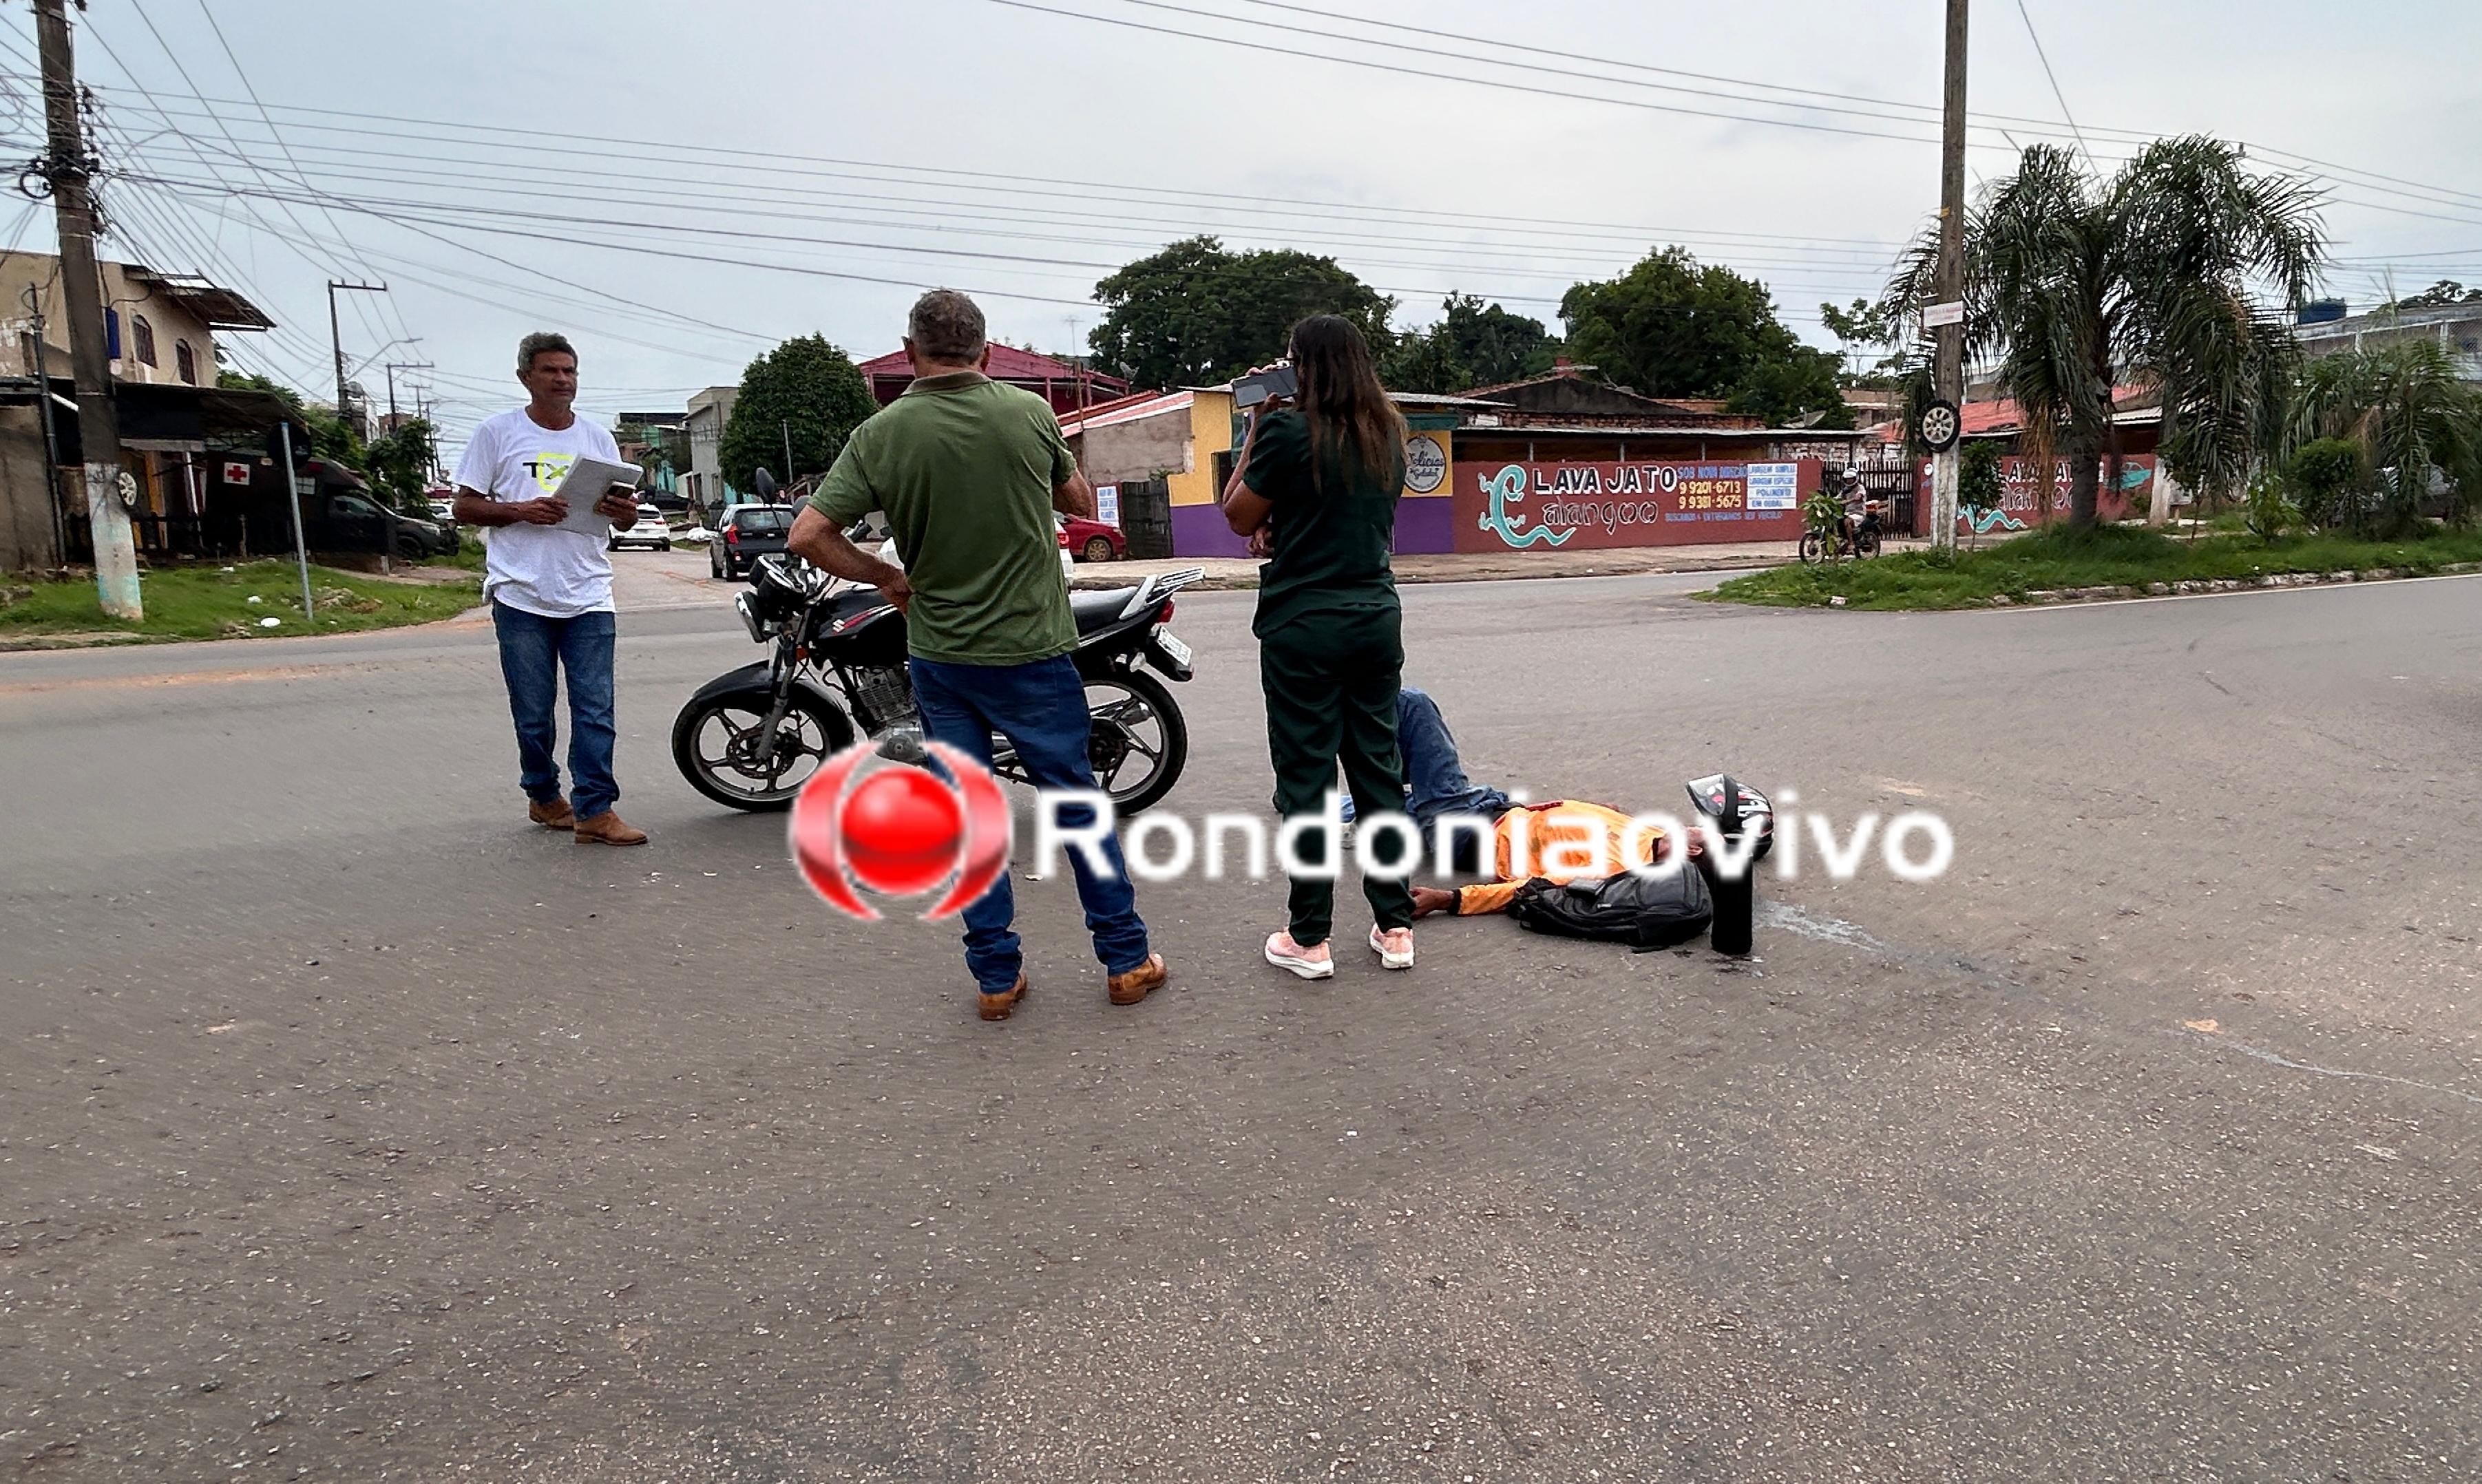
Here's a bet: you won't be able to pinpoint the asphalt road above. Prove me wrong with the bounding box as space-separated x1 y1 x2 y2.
3 565 2478 1482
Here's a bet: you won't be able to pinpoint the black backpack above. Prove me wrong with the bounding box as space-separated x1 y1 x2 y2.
1506 868 1714 952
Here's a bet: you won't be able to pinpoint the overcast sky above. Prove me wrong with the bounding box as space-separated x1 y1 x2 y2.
3 0 2475 461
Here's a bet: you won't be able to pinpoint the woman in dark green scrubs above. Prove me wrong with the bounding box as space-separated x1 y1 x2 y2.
1219 315 1417 980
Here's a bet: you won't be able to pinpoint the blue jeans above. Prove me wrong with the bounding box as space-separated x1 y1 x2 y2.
909 655 1150 995
492 602 618 819
1339 687 1512 834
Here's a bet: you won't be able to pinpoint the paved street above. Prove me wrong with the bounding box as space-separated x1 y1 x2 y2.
3 570 2479 1482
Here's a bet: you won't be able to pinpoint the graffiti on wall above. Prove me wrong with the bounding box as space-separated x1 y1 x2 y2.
1933 454 2157 532
1455 460 1818 551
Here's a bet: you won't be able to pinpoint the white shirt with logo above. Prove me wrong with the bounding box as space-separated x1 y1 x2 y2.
453 408 624 618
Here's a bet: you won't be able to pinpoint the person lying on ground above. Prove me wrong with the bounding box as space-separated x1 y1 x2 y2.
1358 687 1700 918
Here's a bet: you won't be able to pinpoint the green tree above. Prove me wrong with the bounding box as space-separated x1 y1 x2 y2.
218 369 362 467
1088 236 1396 390
1378 293 1558 392
2284 436 2366 529
1959 438 2006 545
718 335 876 496
1559 246 1848 424
361 418 437 509
2292 341 2481 531
1889 137 2323 527
1820 296 1912 384
2397 280 2482 309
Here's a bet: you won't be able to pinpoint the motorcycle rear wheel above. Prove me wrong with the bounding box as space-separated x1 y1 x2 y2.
993 670 1188 816
1853 528 1882 558
672 688 855 811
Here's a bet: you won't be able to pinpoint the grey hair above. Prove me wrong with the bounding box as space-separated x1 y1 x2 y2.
906 290 986 365
516 331 576 373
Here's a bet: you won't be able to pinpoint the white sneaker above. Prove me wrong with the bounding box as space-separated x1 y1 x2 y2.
1264 932 1335 980
1367 926 1414 970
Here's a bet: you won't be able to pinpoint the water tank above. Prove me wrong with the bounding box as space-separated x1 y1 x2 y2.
2297 299 2348 326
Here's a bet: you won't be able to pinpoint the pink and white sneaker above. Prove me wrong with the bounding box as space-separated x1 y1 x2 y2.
1367 926 1414 970
1264 931 1335 980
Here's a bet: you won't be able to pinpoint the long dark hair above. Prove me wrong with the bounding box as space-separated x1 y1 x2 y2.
1288 315 1405 492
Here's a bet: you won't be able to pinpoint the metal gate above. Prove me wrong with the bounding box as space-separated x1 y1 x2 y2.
1849 444 1920 536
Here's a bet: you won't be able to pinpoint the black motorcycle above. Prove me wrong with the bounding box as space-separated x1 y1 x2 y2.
673 549 1203 814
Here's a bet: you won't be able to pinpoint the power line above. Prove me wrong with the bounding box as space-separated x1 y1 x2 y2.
2010 0 2094 170
96 125 1900 287
977 0 1948 146
63 82 1910 253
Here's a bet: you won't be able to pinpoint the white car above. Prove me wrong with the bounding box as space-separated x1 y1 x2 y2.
607 504 674 551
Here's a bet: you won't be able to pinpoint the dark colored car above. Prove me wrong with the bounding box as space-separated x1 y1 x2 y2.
1060 513 1125 562
385 502 459 562
709 503 797 580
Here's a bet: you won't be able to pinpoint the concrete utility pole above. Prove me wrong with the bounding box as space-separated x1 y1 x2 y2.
382 361 432 425
1929 0 1970 552
327 278 387 428
781 419 795 481
34 0 138 616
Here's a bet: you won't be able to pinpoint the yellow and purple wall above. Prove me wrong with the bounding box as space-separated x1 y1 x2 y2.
1167 399 1460 557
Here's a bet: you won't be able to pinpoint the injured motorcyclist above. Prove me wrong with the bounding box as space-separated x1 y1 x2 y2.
1340 688 1701 918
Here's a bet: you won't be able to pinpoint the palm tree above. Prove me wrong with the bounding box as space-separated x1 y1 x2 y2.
1893 138 2324 527
2293 340 2482 531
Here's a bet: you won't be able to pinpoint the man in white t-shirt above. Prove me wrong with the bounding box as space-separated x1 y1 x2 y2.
451 332 649 846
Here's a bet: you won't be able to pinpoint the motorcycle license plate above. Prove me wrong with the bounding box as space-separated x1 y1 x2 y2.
1154 630 1192 667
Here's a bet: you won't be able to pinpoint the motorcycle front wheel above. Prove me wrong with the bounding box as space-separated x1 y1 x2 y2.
672 688 854 811
1799 531 1833 565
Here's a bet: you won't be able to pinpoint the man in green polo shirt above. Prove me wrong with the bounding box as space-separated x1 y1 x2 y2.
786 289 1166 1022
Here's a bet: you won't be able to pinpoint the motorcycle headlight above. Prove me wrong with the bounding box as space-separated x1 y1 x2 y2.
735 591 768 644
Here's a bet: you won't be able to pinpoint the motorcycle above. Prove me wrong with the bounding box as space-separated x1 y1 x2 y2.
673 540 1204 815
1799 483 1884 564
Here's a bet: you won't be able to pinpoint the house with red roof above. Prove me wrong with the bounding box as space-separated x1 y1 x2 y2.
853 344 1129 416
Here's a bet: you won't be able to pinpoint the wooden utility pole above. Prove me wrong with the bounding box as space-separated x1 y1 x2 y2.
34 0 139 616
1930 0 1970 551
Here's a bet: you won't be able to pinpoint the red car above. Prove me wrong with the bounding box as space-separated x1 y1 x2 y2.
1058 513 1125 563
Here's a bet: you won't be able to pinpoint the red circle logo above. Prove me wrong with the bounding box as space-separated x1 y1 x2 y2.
841 768 966 894
788 743 1011 920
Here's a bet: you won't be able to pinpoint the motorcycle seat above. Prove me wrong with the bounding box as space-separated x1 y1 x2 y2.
1069 588 1140 633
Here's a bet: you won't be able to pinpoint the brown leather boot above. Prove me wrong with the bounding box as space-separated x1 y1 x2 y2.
528 798 575 830
1107 953 1168 1006
574 810 649 847
979 974 1029 1021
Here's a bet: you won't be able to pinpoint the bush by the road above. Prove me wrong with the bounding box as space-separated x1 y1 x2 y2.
1705 524 2482 611
0 560 482 645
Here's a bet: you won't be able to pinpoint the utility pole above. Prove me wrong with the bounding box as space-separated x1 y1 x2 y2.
1928 0 1970 552
381 361 432 427
781 419 795 483
327 278 387 432
34 0 138 616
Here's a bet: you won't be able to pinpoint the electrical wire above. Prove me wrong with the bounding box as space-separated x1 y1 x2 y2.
2010 0 2094 170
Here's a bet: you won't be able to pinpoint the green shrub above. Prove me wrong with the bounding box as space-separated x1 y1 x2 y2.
2242 472 2297 542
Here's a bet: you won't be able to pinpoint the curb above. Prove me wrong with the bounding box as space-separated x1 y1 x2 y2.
1981 561 2482 608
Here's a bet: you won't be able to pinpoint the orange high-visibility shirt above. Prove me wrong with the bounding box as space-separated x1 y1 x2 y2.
1453 801 1668 915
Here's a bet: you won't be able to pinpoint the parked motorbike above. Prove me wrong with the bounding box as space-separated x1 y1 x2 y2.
673 544 1203 815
